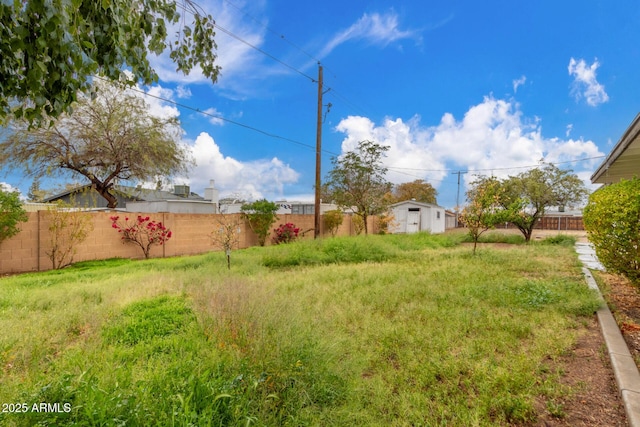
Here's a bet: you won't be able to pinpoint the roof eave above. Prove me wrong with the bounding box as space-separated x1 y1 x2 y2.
591 113 640 184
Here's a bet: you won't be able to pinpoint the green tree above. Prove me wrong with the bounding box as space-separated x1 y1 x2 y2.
0 0 220 124
501 164 588 242
324 140 392 235
0 185 28 245
460 176 520 254
0 79 191 209
387 180 438 205
241 199 279 246
583 178 640 282
27 178 46 202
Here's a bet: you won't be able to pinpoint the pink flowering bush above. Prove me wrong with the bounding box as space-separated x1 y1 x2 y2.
272 222 300 245
110 215 172 259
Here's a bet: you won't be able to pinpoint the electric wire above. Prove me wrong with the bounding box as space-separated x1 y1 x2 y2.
119 3 606 187
175 0 371 116
220 0 319 63
386 155 606 174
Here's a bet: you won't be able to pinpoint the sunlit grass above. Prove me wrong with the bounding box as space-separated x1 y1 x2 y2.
0 233 599 426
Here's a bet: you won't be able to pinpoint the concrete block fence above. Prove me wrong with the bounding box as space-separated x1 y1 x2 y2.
0 211 377 275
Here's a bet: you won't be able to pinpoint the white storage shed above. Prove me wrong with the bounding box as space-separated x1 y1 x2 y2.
389 201 446 234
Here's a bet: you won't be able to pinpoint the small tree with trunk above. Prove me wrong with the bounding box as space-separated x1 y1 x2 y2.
324 140 392 235
460 177 521 254
211 214 242 270
46 202 94 269
500 164 588 242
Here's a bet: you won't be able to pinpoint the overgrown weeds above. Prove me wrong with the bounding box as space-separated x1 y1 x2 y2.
0 232 598 426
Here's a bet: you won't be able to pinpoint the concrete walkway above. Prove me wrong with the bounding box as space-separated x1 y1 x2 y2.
576 243 640 427
575 242 605 271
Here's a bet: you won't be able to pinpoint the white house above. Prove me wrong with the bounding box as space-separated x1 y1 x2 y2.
389 200 445 234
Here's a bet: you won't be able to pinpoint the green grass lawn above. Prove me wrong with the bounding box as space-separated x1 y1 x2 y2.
0 232 599 426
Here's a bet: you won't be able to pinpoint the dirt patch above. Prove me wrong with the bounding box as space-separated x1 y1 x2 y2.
530 316 627 426
599 273 640 366
526 267 640 426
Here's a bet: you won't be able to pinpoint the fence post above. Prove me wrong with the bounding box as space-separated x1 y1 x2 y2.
37 210 41 271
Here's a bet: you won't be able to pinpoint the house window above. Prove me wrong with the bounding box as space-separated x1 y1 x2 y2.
408 208 420 212
437 211 441 219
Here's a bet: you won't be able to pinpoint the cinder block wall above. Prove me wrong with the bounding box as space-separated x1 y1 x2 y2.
0 211 378 275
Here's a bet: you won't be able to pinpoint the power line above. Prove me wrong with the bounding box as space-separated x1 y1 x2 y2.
386 155 605 174
174 1 317 83
100 73 607 180
92 76 346 158
176 0 372 118
212 23 317 83
135 86 318 151
220 0 320 63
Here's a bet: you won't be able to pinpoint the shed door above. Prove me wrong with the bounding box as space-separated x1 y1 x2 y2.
406 209 421 233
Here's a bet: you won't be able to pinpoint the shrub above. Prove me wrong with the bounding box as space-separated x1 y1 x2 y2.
46 203 94 269
583 178 640 282
323 210 343 236
376 212 396 235
272 223 300 244
241 199 278 246
538 234 576 247
0 185 27 245
352 215 364 235
111 215 172 259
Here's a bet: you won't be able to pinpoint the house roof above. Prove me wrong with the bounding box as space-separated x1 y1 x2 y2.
390 200 443 209
591 113 640 184
43 184 205 203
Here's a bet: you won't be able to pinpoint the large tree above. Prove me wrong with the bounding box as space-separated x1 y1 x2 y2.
386 179 438 205
0 0 220 124
500 164 588 242
324 140 392 235
0 79 192 209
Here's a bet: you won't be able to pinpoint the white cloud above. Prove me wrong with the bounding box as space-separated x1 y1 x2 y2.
335 96 604 193
175 85 192 99
512 75 526 93
141 85 181 120
183 132 300 200
566 124 573 137
568 58 609 106
318 11 421 59
202 108 225 126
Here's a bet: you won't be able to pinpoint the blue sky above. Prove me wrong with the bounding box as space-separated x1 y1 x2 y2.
5 0 640 209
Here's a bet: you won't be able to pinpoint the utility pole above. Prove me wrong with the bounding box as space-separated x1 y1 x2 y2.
314 64 323 239
452 171 462 227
